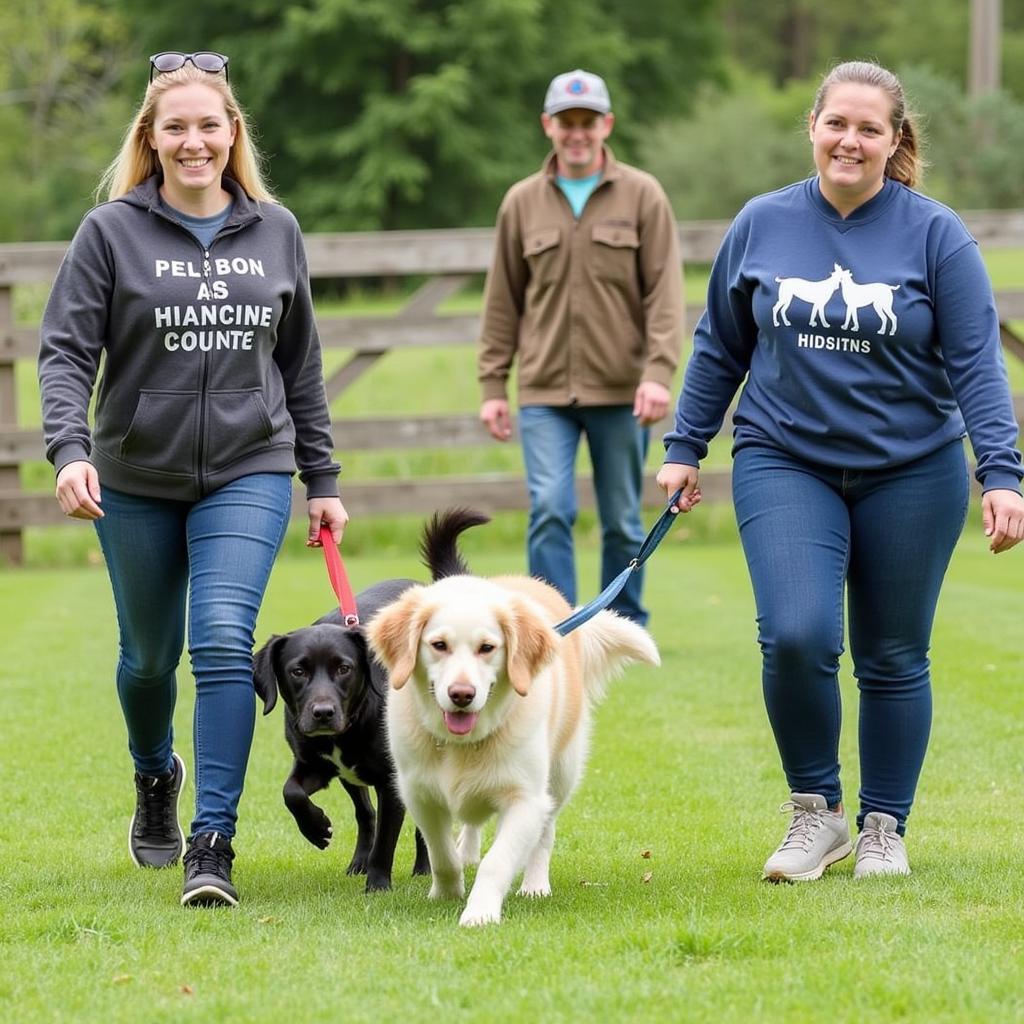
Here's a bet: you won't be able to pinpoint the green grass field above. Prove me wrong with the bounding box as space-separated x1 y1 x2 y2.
1 516 1023 1023
4 242 1024 1020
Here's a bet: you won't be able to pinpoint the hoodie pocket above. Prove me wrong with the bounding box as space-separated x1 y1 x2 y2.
204 388 276 471
120 390 198 476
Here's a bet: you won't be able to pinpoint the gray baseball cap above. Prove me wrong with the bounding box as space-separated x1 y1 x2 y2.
543 69 611 115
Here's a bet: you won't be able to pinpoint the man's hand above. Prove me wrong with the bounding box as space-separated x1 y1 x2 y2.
480 399 512 441
633 381 671 427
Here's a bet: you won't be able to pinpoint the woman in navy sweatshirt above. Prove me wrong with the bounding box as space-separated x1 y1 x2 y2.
38 52 348 906
658 60 1024 882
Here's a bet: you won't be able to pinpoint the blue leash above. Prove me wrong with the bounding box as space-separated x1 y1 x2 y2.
554 489 683 636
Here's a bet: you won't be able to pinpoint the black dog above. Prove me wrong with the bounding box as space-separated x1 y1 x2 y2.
252 509 490 892
253 578 429 891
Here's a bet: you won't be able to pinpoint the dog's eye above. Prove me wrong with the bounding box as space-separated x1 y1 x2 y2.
478 643 495 655
336 663 352 676
289 667 307 678
430 640 448 652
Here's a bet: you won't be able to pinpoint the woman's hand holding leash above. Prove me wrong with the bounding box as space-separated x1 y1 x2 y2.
307 496 349 546
656 462 702 513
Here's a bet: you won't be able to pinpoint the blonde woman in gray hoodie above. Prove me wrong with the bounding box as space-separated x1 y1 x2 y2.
38 52 347 907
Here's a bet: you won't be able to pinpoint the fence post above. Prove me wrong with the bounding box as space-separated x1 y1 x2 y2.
0 283 24 564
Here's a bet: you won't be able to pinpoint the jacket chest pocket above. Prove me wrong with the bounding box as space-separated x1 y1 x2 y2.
523 228 561 287
591 223 639 281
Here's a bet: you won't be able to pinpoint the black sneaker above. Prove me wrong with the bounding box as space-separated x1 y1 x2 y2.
129 752 186 868
181 832 238 907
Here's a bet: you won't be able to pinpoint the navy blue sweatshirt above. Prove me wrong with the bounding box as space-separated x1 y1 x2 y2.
664 177 1023 493
38 176 340 501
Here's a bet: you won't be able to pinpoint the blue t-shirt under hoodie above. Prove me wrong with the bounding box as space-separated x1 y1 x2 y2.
664 176 1023 492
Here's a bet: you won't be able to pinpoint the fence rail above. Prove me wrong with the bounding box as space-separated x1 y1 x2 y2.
2 213 1023 564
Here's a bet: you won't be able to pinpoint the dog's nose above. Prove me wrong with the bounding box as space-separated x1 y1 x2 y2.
447 684 476 708
311 702 336 722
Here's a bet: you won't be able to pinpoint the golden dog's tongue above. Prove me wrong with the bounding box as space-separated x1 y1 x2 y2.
444 711 479 735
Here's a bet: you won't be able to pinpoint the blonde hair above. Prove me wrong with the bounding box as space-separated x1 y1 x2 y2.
97 65 276 203
812 60 922 188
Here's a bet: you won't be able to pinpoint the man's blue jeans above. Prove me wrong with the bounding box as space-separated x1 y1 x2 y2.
732 441 969 833
94 473 292 838
519 404 648 625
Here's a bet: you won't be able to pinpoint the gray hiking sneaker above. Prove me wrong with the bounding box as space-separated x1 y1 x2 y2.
129 752 186 868
762 793 852 882
853 812 910 879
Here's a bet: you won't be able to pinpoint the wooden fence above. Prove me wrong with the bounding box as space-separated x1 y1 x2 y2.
2 212 1024 565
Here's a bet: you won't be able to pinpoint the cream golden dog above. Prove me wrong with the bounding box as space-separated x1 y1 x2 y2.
366 570 659 927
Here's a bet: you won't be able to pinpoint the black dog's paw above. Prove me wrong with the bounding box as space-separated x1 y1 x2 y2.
346 849 371 875
296 806 333 849
412 831 431 875
364 871 393 892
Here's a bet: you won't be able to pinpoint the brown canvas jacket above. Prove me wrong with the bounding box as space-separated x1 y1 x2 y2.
479 147 684 407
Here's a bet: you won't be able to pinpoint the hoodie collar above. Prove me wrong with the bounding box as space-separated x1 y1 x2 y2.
119 174 264 231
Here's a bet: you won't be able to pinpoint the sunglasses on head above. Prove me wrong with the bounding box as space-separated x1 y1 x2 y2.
149 51 229 83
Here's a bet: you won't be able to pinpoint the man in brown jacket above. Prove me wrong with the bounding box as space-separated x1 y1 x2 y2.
479 69 684 625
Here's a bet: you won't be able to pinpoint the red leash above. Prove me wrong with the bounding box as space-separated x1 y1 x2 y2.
319 525 359 626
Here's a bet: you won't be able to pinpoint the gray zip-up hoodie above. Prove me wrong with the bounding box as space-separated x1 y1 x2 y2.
38 176 340 501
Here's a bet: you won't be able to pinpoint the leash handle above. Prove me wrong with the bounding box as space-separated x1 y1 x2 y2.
554 489 682 637
633 488 683 566
319 525 359 626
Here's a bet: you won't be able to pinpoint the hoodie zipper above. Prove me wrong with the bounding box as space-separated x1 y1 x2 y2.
197 244 212 496
149 206 253 497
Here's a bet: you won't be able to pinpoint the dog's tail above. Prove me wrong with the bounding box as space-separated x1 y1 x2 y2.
420 507 491 581
576 610 660 703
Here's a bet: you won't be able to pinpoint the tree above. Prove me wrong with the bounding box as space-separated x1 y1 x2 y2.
0 0 133 240
901 65 1024 209
719 0 1024 105
641 61 1024 225
718 0 897 87
638 69 815 223
117 0 723 230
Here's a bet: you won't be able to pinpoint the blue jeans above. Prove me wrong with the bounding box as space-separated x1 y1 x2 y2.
94 473 292 838
519 404 648 625
732 441 969 834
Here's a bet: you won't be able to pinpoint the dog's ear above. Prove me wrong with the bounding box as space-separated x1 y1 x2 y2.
499 595 559 697
346 625 368 656
344 627 378 693
365 588 432 690
252 634 287 715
